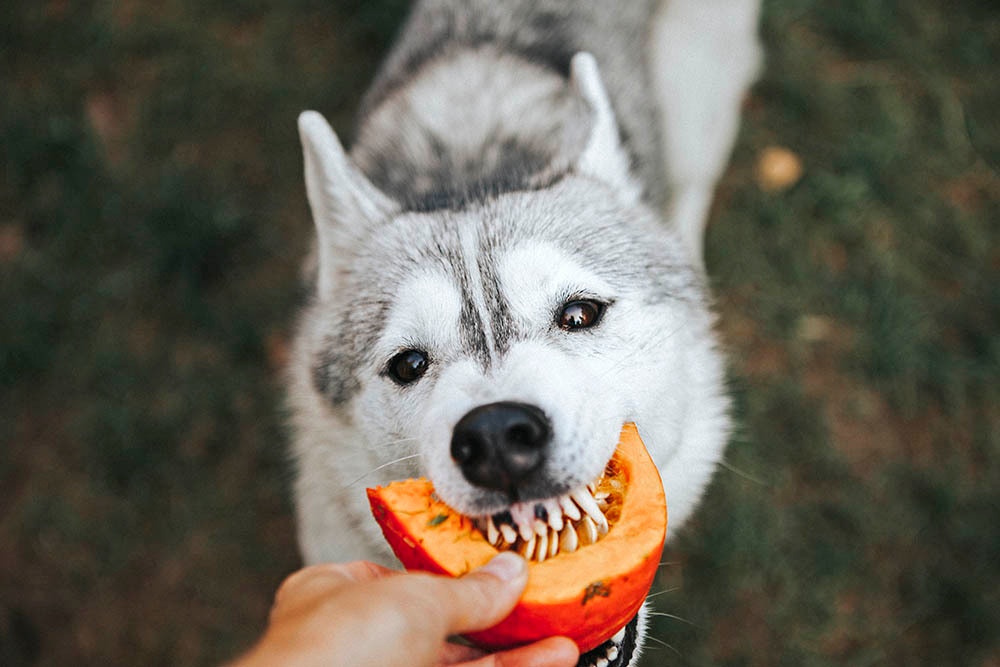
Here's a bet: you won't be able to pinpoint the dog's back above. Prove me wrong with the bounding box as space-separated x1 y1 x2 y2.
350 0 667 212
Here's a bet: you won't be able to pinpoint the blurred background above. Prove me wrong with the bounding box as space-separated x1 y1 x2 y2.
2 0 997 665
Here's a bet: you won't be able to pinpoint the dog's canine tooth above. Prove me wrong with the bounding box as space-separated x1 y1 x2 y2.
486 517 500 546
559 522 578 553
559 495 582 522
611 625 627 644
548 526 560 558
571 488 605 525
578 515 599 545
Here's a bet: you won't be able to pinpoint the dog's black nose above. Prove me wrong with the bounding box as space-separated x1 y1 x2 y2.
451 401 551 492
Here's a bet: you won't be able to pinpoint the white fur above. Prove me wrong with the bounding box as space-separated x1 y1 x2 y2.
650 0 763 265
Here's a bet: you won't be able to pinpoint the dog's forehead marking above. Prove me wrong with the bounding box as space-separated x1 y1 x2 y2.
457 222 497 366
379 270 463 357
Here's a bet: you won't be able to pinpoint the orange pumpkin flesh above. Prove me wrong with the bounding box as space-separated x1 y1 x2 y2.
366 423 667 652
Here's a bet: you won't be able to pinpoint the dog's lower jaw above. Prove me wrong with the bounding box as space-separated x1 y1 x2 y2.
577 613 640 667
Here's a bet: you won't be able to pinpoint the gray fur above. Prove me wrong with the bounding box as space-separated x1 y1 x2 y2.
353 0 665 209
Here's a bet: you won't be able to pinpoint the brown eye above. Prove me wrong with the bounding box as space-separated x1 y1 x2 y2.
557 300 604 330
387 349 429 384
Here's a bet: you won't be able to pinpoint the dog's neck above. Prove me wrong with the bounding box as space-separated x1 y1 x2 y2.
350 45 589 212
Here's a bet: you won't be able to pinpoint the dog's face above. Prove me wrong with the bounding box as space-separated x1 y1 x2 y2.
329 180 698 520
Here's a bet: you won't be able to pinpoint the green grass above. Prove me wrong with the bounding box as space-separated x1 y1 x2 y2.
1 1 997 665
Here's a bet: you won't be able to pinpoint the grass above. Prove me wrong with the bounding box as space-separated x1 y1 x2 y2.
1 0 997 665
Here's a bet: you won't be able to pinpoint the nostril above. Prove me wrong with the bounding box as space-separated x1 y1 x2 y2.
507 424 535 447
451 434 479 465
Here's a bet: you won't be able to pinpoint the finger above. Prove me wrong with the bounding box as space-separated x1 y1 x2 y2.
439 640 486 664
274 561 398 605
460 637 580 667
441 552 529 634
370 552 528 641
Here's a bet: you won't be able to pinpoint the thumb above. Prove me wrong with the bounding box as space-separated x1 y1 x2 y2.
443 552 529 634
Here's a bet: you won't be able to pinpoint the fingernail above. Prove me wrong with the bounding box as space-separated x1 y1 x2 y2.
479 552 526 581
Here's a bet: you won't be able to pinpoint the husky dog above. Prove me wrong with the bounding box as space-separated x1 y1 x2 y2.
288 0 761 664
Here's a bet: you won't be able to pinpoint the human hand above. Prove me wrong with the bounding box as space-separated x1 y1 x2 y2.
231 552 580 667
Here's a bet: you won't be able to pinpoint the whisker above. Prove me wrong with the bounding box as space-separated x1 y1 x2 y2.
644 586 680 600
647 611 696 626
718 458 767 486
597 323 687 383
347 453 422 488
335 436 421 462
658 560 680 568
644 635 681 656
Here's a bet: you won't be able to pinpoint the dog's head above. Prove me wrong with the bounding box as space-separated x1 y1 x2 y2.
294 54 711 544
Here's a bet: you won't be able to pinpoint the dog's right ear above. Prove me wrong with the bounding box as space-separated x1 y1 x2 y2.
570 53 642 205
298 111 398 299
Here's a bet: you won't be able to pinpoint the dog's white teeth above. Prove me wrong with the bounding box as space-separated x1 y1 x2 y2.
606 645 619 661
480 479 618 563
594 509 609 536
545 499 564 531
520 533 536 560
499 522 518 545
510 504 536 542
487 517 500 546
559 495 582 522
571 488 605 526
559 522 579 553
611 625 627 644
535 529 548 563
595 658 609 667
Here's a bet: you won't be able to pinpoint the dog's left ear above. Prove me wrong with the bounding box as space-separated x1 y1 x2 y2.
298 111 398 299
570 53 642 205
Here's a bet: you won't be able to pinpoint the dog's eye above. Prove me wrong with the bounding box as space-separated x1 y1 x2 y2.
557 300 605 330
387 349 430 385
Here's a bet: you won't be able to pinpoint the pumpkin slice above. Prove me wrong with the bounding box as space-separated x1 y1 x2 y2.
366 423 667 652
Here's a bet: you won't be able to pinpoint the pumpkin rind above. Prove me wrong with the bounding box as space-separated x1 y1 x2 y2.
366 423 666 652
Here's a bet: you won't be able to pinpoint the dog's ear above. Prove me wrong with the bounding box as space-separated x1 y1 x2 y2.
298 111 398 299
570 53 642 204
